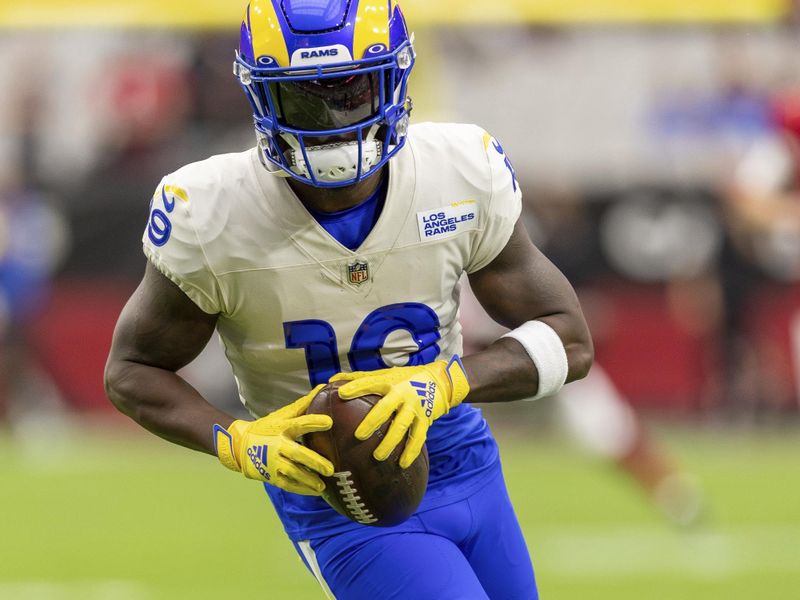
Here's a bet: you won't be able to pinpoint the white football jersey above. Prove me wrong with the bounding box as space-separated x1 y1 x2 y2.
142 122 521 417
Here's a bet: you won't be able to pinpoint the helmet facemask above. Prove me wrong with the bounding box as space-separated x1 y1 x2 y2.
235 41 415 188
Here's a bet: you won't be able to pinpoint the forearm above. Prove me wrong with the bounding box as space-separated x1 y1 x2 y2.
462 337 536 403
462 314 593 404
104 359 235 455
464 220 594 403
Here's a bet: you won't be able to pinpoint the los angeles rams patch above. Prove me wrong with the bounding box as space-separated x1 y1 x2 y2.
417 200 480 241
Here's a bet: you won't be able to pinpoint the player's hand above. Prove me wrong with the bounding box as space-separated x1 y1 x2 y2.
213 385 334 495
330 357 470 468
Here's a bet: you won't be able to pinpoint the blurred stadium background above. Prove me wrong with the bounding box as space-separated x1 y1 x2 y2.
1 1 800 598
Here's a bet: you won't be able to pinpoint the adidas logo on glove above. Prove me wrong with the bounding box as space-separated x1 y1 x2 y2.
247 444 270 480
410 381 436 418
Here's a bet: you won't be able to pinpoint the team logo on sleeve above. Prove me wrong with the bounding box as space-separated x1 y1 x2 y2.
347 260 370 285
417 200 480 241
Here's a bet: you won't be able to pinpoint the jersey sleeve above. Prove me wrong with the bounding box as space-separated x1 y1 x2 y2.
465 131 523 273
141 178 223 314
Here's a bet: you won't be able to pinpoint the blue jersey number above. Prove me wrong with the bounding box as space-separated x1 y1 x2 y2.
284 303 441 387
147 186 178 247
283 320 341 386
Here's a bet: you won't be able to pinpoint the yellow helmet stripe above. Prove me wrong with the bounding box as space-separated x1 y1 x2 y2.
353 0 391 60
249 0 290 67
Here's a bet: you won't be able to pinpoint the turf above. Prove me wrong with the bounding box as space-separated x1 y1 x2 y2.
1 422 798 599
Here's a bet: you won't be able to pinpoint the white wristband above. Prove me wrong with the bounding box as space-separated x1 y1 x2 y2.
502 320 569 401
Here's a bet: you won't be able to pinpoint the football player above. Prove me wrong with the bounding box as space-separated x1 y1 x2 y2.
104 2 593 598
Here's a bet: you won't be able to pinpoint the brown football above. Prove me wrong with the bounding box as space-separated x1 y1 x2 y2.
304 380 429 527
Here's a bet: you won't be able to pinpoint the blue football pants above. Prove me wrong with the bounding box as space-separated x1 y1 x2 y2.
294 465 538 599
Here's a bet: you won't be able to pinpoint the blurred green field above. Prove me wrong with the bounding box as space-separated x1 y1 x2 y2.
1 422 799 599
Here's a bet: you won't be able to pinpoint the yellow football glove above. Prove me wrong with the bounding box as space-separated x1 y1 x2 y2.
330 356 470 469
213 385 334 495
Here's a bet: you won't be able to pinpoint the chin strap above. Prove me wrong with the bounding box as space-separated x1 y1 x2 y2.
279 124 384 184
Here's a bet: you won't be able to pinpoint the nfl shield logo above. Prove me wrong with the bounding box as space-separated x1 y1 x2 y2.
347 260 370 285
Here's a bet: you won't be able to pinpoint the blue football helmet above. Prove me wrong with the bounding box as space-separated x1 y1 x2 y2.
235 0 415 187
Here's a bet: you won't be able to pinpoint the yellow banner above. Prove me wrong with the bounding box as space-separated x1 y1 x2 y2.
408 0 790 24
0 0 789 28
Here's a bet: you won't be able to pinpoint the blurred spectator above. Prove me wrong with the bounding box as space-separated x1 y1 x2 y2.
719 85 800 416
0 71 70 431
726 87 800 280
0 183 71 430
